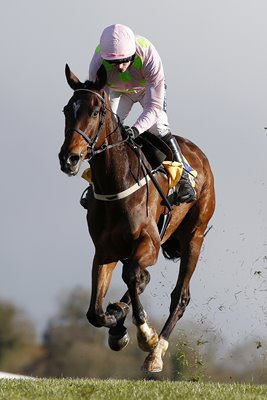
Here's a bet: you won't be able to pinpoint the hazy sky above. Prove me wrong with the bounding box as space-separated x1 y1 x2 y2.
1 0 267 356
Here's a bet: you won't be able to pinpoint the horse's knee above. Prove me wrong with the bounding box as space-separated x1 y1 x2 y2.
122 265 135 285
122 264 150 289
139 269 150 291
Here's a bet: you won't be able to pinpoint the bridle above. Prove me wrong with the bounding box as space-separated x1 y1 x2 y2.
66 88 106 158
66 88 129 161
64 87 172 233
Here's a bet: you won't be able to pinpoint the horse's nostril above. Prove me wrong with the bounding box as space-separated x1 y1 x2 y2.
67 154 81 166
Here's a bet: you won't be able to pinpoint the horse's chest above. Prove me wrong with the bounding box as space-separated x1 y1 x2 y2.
88 208 147 251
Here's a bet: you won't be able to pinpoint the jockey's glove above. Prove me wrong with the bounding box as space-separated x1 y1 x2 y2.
125 126 139 139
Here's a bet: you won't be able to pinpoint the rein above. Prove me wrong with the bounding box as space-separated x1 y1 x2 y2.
68 88 131 160
69 88 173 234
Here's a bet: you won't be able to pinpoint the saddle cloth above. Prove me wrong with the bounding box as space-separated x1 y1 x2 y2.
163 157 197 188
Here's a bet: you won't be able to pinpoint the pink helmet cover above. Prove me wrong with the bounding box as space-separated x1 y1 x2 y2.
100 24 136 60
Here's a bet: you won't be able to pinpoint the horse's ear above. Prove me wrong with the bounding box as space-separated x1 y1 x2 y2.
94 65 107 90
65 64 81 90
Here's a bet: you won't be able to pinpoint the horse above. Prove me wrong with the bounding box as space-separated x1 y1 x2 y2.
58 64 215 373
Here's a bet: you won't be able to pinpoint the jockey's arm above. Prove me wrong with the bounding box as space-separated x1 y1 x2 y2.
133 46 165 134
133 79 165 134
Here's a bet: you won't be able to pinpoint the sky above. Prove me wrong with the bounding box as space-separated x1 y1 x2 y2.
1 0 267 359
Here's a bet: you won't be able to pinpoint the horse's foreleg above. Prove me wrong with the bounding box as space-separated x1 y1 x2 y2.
86 260 119 328
108 266 151 351
142 231 205 373
107 289 132 351
106 300 130 351
122 261 159 353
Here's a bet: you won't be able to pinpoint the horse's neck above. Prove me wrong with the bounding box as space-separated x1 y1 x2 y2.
91 124 136 194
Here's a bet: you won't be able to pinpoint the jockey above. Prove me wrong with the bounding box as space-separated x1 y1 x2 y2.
89 24 196 204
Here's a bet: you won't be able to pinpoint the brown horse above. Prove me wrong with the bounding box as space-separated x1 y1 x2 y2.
58 64 215 372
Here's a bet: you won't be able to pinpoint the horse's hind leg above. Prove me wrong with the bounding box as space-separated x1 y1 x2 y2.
142 228 206 373
108 267 151 351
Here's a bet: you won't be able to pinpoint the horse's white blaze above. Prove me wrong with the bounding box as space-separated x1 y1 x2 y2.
73 100 82 118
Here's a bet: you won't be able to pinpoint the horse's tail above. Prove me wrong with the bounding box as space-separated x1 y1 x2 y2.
161 236 181 261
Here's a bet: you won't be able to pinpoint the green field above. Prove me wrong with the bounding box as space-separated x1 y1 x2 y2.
1 379 267 400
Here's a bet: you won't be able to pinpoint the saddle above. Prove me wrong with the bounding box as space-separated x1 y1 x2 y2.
80 131 197 237
133 132 197 237
134 131 197 183
133 131 172 170
134 132 186 188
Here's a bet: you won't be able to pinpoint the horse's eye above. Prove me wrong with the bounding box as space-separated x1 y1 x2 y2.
91 110 99 118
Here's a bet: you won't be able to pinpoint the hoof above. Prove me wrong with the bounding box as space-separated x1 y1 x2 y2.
142 352 163 373
141 337 169 373
108 330 130 351
137 322 158 352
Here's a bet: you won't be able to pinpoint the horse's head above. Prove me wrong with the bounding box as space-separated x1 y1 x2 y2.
59 64 107 176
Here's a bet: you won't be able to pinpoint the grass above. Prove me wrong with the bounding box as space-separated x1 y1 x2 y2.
1 379 267 400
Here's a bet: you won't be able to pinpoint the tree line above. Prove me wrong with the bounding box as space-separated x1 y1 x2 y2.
0 287 266 382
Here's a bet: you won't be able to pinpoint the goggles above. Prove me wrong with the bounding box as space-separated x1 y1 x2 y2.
104 55 135 65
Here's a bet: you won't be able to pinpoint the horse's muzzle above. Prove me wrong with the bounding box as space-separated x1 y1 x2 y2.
58 152 83 176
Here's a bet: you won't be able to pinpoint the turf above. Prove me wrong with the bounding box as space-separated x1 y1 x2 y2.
1 378 267 400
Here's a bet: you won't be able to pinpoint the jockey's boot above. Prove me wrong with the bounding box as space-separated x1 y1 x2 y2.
162 133 197 204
